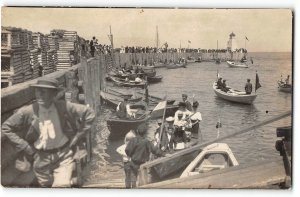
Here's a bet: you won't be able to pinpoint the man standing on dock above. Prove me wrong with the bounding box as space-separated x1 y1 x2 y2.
245 79 253 94
125 125 165 188
90 36 96 57
1 78 95 187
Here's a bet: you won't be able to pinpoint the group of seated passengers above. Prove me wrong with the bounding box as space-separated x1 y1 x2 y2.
216 77 230 92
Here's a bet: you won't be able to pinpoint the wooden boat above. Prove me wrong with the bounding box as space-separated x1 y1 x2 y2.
166 63 186 69
153 62 166 68
110 76 146 88
186 57 196 63
180 143 239 178
213 82 257 104
100 90 143 108
147 75 163 83
278 81 292 93
195 57 202 63
107 114 150 140
227 60 248 68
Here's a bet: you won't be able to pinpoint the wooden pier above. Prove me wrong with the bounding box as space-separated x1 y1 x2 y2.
140 159 287 189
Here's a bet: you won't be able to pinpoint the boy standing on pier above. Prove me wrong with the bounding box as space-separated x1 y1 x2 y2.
125 125 165 188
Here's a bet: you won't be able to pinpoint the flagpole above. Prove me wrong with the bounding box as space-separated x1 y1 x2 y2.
157 96 167 149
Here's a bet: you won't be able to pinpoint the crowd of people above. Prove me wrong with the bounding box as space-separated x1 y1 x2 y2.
87 36 248 57
116 94 202 188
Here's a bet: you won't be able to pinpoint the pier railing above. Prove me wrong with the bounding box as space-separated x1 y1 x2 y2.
138 110 292 186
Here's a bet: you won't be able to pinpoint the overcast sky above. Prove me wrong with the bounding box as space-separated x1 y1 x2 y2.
2 8 292 52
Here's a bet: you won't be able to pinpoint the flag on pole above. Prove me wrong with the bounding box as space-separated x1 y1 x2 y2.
188 40 191 44
255 72 262 92
164 42 168 48
151 100 167 119
245 36 249 41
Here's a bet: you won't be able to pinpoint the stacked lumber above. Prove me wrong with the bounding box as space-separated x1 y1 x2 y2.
44 49 56 75
29 49 40 79
32 32 49 74
1 27 27 86
56 31 78 70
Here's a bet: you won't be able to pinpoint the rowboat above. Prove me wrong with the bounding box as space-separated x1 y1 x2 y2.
227 60 248 68
186 57 196 63
141 137 200 183
107 114 150 140
213 82 257 104
180 143 239 178
100 90 143 108
110 76 146 88
278 81 292 93
147 75 163 83
195 57 202 63
153 62 166 68
166 63 186 69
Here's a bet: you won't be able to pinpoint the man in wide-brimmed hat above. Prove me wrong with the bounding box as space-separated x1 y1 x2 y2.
2 78 95 187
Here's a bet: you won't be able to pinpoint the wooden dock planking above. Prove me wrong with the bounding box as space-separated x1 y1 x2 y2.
140 159 286 189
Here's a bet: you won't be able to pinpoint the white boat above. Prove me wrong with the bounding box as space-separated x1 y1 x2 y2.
278 81 292 93
213 82 257 104
180 143 239 178
227 60 248 68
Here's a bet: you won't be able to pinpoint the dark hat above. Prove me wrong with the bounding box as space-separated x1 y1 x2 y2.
247 79 251 82
223 79 226 82
182 94 188 97
122 94 132 100
30 78 59 89
192 101 199 108
178 102 187 107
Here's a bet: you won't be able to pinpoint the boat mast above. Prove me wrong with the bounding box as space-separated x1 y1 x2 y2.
156 25 159 49
108 25 115 67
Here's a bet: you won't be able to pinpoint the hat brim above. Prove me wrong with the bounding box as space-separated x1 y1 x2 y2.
30 84 59 89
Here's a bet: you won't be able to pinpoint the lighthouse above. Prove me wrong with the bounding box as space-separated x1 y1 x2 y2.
227 32 237 52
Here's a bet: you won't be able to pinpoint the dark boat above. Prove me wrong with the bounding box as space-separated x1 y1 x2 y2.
107 114 150 140
110 76 146 88
100 90 143 108
140 136 200 184
278 81 292 93
147 75 163 83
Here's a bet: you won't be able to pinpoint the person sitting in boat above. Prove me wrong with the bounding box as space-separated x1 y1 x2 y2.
182 94 193 111
174 102 192 128
135 76 143 83
285 75 290 85
245 79 253 94
217 77 223 89
221 79 230 93
190 101 203 140
116 95 134 119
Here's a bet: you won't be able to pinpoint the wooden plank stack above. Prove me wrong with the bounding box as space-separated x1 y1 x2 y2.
56 31 78 70
29 49 40 79
1 27 26 87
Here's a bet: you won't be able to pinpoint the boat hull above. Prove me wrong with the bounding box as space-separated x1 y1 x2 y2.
147 75 163 83
107 116 149 140
278 82 292 93
213 82 257 104
227 61 248 68
166 63 186 69
110 76 146 88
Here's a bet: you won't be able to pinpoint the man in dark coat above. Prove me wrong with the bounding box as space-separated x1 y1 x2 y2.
245 79 253 94
1 78 95 187
125 125 165 188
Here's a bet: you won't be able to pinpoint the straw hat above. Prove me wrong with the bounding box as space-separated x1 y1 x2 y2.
30 78 60 89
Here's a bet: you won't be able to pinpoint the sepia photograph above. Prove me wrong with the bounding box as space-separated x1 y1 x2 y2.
1 7 293 189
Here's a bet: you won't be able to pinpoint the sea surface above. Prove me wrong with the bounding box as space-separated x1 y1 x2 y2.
84 52 292 187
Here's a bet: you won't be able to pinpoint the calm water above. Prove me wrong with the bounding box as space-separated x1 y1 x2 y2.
85 52 292 186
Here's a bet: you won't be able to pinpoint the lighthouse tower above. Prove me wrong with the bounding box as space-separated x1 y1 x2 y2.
227 32 237 52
